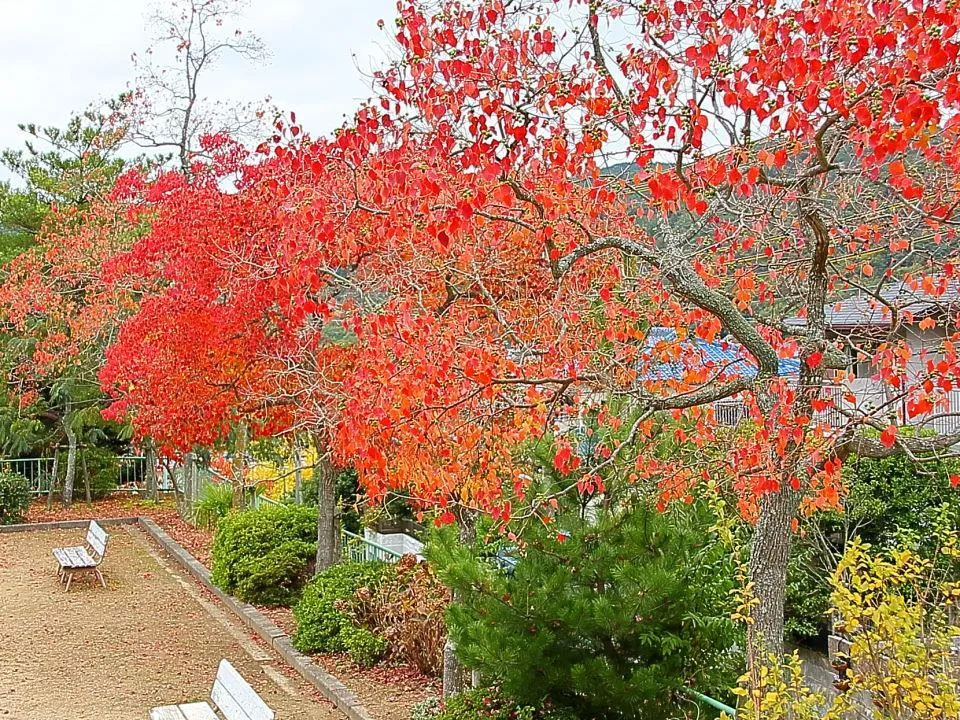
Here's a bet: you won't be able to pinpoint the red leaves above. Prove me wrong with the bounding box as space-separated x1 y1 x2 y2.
806 351 823 369
880 425 898 448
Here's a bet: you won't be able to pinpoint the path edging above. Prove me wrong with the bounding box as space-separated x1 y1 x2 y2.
6 515 375 720
136 517 375 720
0 516 140 533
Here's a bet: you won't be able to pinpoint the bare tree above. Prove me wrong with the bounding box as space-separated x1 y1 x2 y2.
126 0 269 174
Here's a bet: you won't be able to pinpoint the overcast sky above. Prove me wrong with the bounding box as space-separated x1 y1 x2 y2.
0 0 397 183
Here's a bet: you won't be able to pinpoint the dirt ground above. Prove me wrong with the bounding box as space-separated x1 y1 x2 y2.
0 526 344 720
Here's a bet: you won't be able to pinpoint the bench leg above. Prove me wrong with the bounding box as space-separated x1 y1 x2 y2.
64 572 73 592
95 567 106 589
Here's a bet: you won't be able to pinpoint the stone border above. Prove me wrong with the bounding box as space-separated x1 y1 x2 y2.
3 516 374 720
136 518 375 720
0 516 140 533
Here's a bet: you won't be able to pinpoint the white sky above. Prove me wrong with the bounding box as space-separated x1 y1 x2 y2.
0 0 397 183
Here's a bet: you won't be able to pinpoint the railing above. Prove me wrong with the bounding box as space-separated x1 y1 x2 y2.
715 386 960 436
683 687 736 717
0 455 149 495
340 528 403 563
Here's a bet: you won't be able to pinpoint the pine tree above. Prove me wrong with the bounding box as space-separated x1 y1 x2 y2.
429 497 743 720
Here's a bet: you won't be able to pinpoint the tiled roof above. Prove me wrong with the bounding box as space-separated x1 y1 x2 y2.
786 280 960 329
638 327 800 380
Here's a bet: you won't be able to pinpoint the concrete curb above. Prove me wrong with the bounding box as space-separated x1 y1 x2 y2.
6 515 376 720
136 517 375 720
0 516 140 533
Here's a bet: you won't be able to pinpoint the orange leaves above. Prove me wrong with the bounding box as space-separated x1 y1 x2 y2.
880 425 898 448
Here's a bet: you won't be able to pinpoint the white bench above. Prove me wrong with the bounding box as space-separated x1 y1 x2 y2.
150 659 275 720
52 520 109 591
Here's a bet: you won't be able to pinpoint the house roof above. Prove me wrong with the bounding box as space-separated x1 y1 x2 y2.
786 280 960 329
638 327 800 381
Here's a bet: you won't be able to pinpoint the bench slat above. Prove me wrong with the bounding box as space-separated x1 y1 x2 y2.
87 521 109 558
178 702 219 720
150 706 187 720
211 660 274 720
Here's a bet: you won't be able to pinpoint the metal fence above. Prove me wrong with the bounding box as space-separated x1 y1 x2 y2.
714 386 960 436
340 528 403 563
0 455 149 495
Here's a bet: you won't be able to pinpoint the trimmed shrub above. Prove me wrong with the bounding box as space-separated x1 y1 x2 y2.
0 470 31 524
292 560 388 653
342 625 388 668
211 504 317 606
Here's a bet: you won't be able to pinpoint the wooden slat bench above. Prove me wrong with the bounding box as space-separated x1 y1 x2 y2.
150 659 275 720
52 520 109 591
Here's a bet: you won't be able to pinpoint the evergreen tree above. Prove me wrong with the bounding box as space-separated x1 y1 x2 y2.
428 497 743 720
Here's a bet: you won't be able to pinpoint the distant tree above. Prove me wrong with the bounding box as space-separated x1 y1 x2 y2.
124 0 269 174
0 103 128 264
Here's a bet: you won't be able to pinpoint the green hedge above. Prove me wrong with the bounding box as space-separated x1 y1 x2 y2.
292 560 387 653
211 504 317 606
0 470 31 525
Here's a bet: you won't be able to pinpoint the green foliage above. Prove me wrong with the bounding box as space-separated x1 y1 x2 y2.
784 542 831 641
292 561 388 653
428 688 578 720
193 482 233 529
211 504 317 606
410 695 442 720
429 500 742 720
0 183 44 263
79 446 119 499
295 466 363 534
1 105 129 207
0 470 31 524
785 452 960 642
350 555 450 675
341 625 388 668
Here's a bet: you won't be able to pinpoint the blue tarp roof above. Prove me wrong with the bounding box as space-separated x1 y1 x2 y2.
638 327 800 381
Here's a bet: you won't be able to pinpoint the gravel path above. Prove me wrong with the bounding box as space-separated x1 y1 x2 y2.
0 526 344 720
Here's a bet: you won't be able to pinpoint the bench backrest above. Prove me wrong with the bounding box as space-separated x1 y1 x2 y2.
85 521 109 561
210 659 274 720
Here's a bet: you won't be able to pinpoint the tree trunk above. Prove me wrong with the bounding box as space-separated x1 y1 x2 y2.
179 451 195 518
747 485 803 660
62 412 77 508
144 438 158 501
46 452 60 511
293 438 304 505
443 512 476 697
232 425 248 511
81 448 92 506
314 433 340 572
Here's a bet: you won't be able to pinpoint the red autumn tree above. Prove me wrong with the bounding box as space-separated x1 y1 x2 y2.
99 130 376 568
0 189 144 505
315 0 960 659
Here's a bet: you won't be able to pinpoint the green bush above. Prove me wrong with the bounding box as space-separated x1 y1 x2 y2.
292 560 388 653
56 447 119 499
429 499 742 720
211 504 317 606
785 452 960 642
429 688 577 720
193 482 233 529
0 470 31 525
342 625 388 668
410 695 442 720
